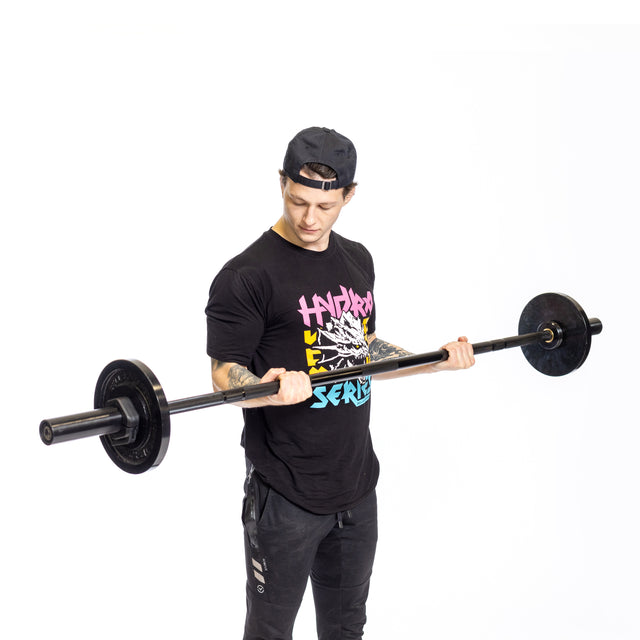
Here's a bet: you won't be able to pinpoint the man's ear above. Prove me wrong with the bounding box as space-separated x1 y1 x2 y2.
343 185 356 204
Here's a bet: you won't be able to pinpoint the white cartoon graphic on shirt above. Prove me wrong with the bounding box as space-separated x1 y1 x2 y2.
316 311 367 370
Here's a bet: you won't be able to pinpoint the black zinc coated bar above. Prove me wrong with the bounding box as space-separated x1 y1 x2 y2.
40 319 601 446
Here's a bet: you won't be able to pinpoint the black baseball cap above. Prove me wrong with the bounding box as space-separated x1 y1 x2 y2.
283 127 357 191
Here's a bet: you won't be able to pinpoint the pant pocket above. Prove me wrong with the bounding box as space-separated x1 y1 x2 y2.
242 463 271 550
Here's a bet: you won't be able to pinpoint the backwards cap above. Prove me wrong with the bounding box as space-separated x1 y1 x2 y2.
283 127 357 191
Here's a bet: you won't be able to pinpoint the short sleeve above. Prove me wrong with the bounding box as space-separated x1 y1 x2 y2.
205 268 267 366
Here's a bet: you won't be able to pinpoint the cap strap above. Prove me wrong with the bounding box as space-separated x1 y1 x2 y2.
289 173 341 190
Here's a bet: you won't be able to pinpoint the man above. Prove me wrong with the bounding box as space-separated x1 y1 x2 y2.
205 127 474 639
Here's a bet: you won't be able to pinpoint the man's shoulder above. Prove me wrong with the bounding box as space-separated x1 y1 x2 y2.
221 231 278 274
221 230 279 271
332 232 374 267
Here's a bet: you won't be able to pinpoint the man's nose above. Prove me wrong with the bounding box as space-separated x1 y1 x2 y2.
302 207 317 224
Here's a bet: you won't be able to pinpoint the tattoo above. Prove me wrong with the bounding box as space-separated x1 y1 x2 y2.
368 338 413 362
228 364 261 388
211 359 261 390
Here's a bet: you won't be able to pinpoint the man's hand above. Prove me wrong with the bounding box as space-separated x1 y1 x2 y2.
260 368 313 406
431 336 475 372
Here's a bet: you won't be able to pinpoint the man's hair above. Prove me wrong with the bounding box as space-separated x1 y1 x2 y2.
279 163 357 199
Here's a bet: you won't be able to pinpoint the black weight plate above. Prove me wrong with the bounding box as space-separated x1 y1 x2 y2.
519 293 591 377
95 359 170 474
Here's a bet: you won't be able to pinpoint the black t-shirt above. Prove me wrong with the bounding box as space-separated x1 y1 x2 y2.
205 229 379 514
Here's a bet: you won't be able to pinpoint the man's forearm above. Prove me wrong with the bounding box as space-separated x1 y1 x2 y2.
211 359 272 408
368 337 412 362
367 337 442 379
224 362 262 388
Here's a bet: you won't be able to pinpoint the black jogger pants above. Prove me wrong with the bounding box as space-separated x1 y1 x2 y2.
242 464 378 640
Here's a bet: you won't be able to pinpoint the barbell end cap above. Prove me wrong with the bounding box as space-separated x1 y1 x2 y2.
589 318 603 336
40 421 54 445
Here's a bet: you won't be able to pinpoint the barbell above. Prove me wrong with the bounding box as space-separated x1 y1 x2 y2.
39 292 602 474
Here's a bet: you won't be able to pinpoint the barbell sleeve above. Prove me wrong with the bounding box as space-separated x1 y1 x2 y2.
40 407 124 445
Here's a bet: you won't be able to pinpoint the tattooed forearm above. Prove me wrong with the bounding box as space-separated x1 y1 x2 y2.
368 338 413 362
228 364 261 388
211 359 260 392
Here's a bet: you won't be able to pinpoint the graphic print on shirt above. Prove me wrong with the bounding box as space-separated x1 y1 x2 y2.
297 285 373 409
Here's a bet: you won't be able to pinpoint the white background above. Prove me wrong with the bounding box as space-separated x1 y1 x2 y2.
2 3 639 639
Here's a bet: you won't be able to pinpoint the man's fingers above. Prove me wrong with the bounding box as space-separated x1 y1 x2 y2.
275 370 313 404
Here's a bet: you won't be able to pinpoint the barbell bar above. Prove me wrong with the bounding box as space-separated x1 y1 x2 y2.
39 292 603 474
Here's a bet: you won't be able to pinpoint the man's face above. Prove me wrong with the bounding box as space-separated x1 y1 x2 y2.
277 174 354 252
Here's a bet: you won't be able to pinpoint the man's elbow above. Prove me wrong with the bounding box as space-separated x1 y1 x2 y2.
210 358 230 392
